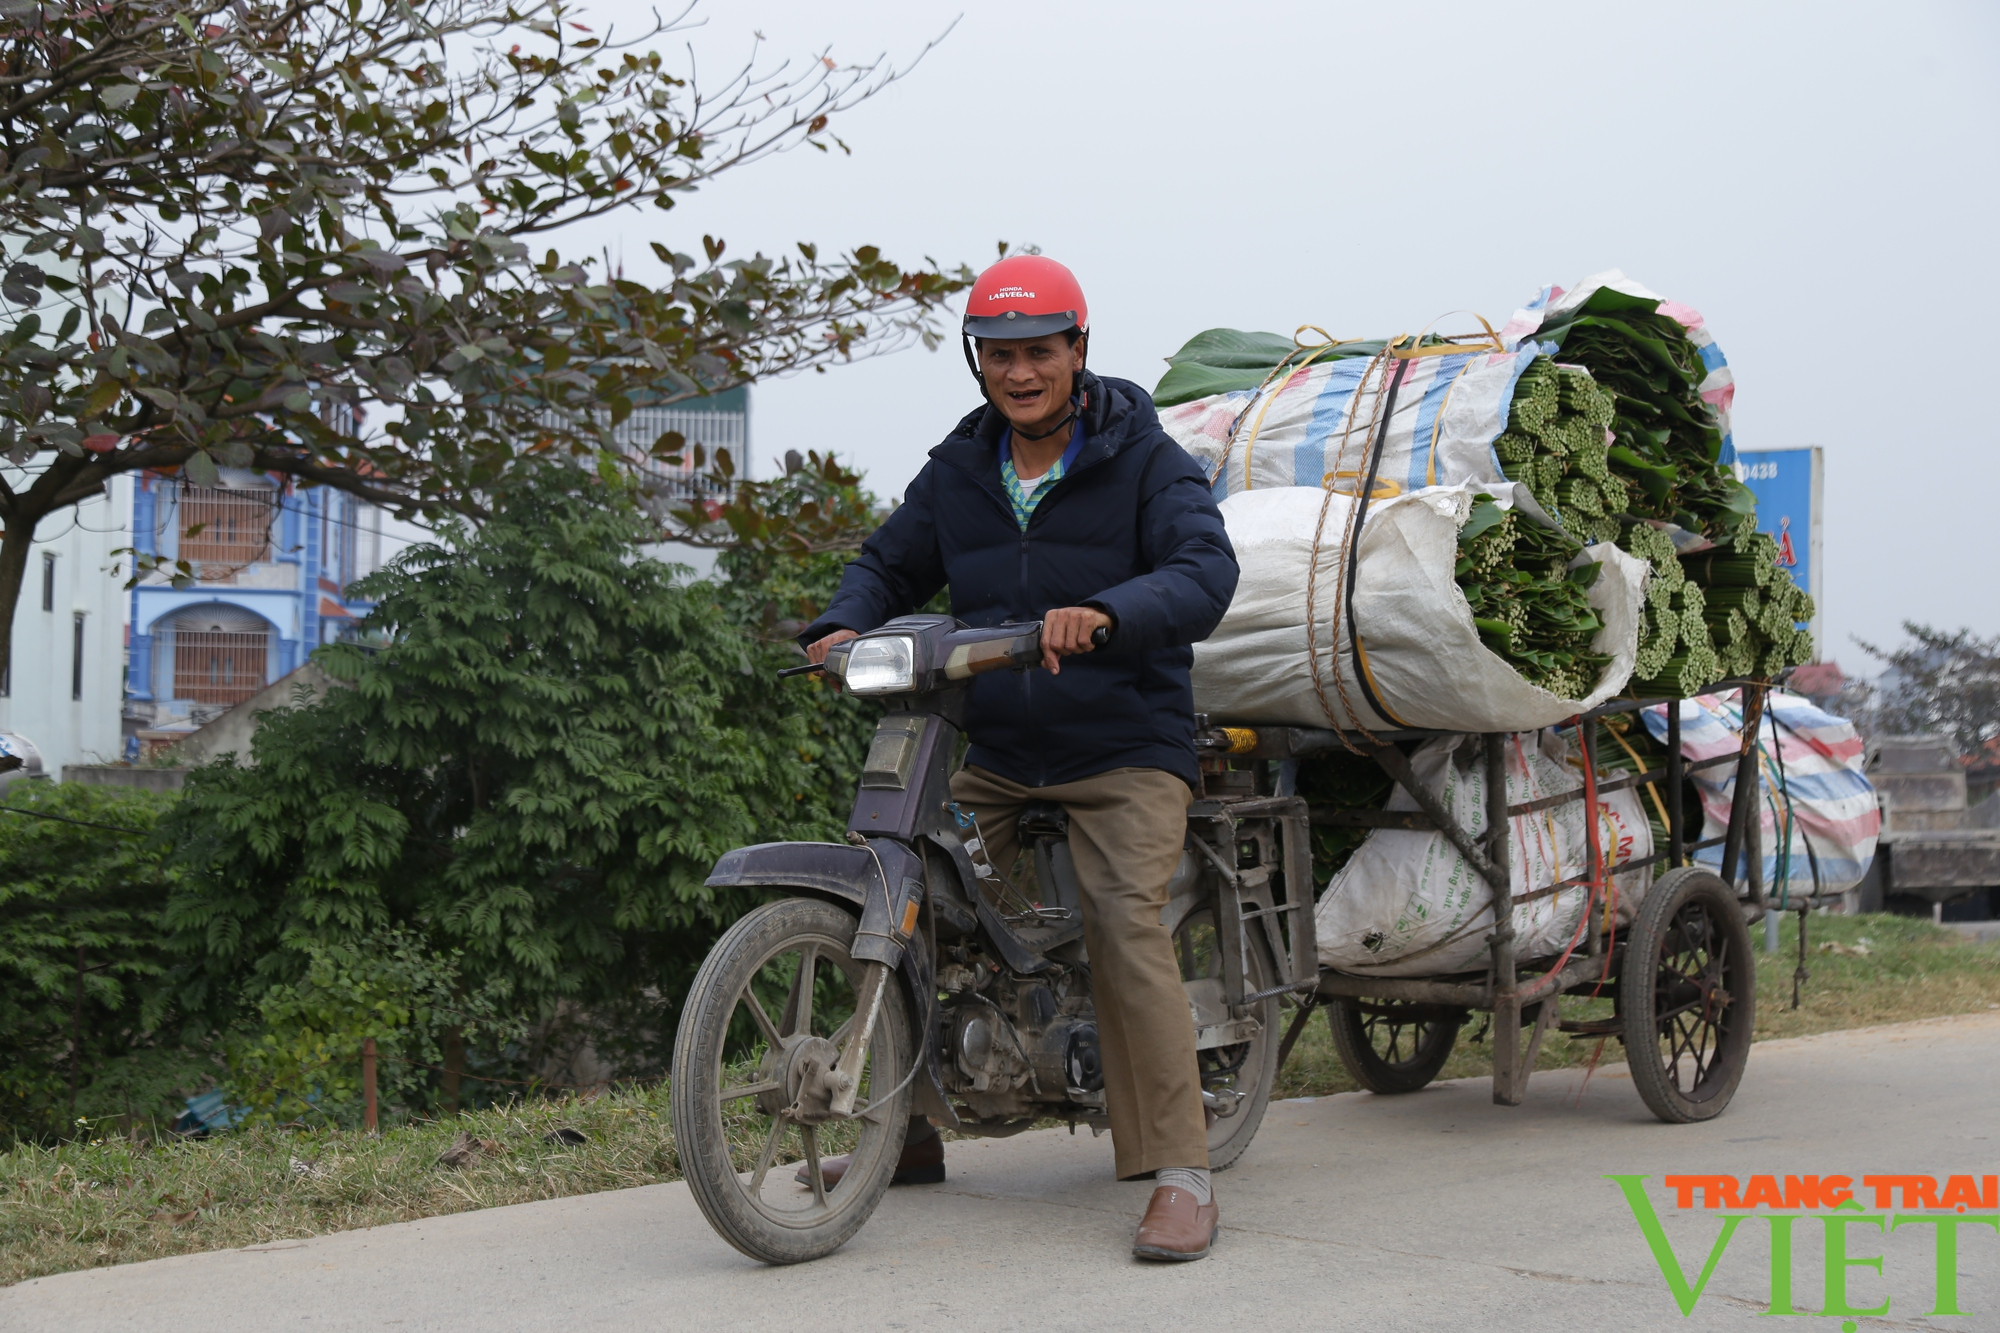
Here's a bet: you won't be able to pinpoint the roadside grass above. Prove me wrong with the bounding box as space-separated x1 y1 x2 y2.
7 913 1996 1287
1275 911 2000 1100
2 1085 682 1288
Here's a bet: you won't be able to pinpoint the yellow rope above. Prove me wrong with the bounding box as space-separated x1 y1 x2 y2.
1208 327 1357 494
1605 719 1674 833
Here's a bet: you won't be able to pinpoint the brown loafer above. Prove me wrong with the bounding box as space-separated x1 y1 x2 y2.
1132 1185 1219 1262
796 1131 945 1189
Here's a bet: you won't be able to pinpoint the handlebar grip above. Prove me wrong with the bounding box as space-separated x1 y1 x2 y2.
1090 625 1111 650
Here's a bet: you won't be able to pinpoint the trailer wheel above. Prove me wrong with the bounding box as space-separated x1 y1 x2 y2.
1620 867 1755 1124
1327 999 1465 1094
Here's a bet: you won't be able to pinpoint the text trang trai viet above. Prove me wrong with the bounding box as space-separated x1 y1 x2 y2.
1608 1173 1998 1320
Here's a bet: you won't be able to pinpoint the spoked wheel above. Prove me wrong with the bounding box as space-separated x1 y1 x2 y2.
1327 1000 1466 1094
671 898 913 1264
1172 905 1279 1171
1620 867 1755 1124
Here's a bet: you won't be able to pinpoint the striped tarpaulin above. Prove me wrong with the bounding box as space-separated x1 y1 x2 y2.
1641 688 1880 896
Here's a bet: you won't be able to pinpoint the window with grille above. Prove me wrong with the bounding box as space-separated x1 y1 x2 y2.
169 629 269 706
177 487 277 565
616 405 746 503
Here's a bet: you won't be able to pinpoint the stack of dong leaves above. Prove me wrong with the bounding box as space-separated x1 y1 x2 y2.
1518 297 1815 694
1153 299 1815 701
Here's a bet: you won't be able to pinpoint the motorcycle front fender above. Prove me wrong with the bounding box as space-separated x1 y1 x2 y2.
706 838 923 967
706 839 955 1125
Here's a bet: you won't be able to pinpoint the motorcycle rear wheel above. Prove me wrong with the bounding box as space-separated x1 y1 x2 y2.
1172 906 1280 1171
671 897 913 1265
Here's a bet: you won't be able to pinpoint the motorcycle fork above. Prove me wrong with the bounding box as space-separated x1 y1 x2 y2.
828 961 890 1118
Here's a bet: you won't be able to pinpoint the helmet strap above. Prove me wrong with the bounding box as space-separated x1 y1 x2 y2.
1012 402 1079 443
962 333 989 401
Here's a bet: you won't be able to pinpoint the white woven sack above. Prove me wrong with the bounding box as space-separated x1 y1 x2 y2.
1191 485 1648 733
1314 731 1655 977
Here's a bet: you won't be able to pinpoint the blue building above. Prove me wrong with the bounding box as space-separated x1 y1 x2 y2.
121 387 752 753
124 470 380 753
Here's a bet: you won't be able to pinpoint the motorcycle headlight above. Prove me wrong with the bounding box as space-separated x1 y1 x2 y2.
843 635 917 695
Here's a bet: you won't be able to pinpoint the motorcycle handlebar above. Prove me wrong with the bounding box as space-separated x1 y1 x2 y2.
777 621 1109 681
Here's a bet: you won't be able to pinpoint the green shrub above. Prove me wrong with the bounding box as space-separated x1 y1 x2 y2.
0 783 207 1142
161 467 846 1110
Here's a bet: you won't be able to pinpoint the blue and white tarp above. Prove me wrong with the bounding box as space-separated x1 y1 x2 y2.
1641 688 1880 898
1157 346 1547 513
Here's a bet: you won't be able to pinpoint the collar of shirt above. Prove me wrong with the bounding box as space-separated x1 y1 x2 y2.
999 406 1087 480
999 409 1086 530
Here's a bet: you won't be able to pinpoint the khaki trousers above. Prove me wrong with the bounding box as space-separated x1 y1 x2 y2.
949 765 1208 1178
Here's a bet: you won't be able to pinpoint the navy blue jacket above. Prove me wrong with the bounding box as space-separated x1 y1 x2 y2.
800 372 1238 789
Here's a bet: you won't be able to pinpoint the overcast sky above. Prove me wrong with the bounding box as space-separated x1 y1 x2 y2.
572 0 1997 672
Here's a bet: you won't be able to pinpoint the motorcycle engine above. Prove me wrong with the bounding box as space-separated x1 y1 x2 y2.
937 957 1103 1122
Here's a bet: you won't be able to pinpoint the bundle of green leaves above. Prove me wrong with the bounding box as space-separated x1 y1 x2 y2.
1153 333 1619 699
1151 328 1410 407
1614 525 1811 695
160 465 852 1106
1517 293 1814 691
1154 317 1812 703
1294 750 1394 885
1680 537 1817 678
1493 357 1813 695
1454 494 1607 699
1529 295 1754 538
1492 357 1627 544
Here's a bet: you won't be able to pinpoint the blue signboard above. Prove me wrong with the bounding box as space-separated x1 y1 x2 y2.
1736 446 1822 658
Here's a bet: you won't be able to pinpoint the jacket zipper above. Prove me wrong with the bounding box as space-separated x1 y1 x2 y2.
1019 520 1040 784
971 436 1112 790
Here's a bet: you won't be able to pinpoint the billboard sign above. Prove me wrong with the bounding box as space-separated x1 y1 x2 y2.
1736 446 1823 660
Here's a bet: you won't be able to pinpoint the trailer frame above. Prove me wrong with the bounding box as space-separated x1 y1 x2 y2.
1201 679 1793 1117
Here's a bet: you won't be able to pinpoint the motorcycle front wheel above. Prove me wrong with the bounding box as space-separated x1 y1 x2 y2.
671 897 914 1265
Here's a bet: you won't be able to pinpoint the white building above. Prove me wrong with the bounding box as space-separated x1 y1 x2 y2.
0 474 129 772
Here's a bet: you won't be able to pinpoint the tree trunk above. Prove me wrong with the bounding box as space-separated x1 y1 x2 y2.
0 505 40 695
442 1027 464 1115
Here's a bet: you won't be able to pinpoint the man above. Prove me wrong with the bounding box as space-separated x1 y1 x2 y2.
796 255 1239 1261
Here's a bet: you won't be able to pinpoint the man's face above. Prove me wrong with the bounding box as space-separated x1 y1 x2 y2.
977 333 1085 430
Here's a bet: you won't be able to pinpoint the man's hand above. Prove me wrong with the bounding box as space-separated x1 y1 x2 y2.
807 629 858 665
1041 607 1113 675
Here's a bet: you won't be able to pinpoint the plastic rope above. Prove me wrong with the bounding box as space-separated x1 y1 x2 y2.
1303 347 1398 750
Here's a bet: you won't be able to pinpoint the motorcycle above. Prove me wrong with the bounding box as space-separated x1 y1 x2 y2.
670 615 1317 1264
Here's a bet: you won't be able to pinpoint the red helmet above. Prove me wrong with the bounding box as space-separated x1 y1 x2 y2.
961 255 1088 341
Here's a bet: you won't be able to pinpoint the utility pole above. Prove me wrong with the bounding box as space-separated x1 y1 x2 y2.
362 1038 378 1132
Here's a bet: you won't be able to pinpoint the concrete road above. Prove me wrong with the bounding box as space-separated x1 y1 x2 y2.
7 1013 2000 1333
